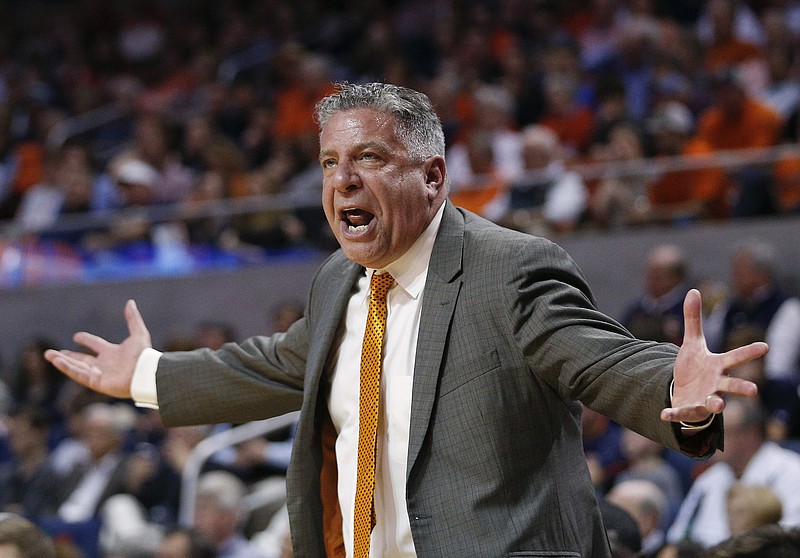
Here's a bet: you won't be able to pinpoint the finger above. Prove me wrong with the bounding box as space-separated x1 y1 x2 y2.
716 375 758 397
660 404 714 423
125 299 151 341
73 332 113 355
705 394 725 414
44 350 97 387
682 289 703 342
720 341 769 369
57 349 98 365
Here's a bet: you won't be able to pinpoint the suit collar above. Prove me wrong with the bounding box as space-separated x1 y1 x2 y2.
428 201 464 283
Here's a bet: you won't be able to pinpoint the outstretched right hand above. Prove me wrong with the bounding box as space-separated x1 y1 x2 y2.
44 299 152 399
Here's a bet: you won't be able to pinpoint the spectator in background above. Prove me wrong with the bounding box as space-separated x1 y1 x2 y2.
271 48 336 145
8 338 70 423
607 478 669 558
599 16 662 123
706 239 800 390
655 541 704 558
192 470 262 558
757 22 800 122
445 84 523 192
0 404 66 518
56 402 138 524
82 157 161 253
614 428 684 523
772 106 800 214
108 112 196 206
447 129 511 220
500 124 588 235
0 512 56 558
599 498 644 558
180 122 249 246
155 526 216 558
643 101 728 223
704 524 800 558
724 325 800 441
589 76 637 151
699 0 765 77
576 0 626 74
538 71 596 158
588 121 649 228
692 67 782 218
13 148 70 234
12 142 108 247
726 483 783 536
667 396 800 547
621 244 690 346
582 406 625 495
267 300 304 335
193 320 237 351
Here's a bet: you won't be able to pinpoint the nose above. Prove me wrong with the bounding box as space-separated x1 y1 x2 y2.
328 159 362 193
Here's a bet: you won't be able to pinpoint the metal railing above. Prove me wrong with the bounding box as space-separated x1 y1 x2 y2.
8 142 800 237
179 410 301 526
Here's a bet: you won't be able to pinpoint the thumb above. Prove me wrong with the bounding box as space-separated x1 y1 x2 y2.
125 300 152 344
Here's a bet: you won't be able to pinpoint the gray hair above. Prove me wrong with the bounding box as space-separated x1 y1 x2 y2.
83 402 137 438
314 82 446 161
197 470 247 512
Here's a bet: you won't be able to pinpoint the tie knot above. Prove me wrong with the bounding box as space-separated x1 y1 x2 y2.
370 272 394 301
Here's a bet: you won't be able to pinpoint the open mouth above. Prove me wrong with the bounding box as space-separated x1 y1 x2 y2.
342 208 374 233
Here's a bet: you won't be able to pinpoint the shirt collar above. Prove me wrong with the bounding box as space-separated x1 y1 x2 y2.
367 201 445 300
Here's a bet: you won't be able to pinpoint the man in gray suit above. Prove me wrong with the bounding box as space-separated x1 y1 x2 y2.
46 83 767 558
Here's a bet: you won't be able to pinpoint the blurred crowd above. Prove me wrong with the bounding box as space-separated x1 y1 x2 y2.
1 0 800 286
0 241 798 557
2 0 800 557
0 301 305 558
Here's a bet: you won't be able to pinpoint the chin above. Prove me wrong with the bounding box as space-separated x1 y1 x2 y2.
341 246 379 268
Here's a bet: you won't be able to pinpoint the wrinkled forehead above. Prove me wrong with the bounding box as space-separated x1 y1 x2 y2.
319 108 404 153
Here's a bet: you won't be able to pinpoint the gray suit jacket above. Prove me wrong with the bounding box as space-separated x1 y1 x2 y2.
157 202 720 557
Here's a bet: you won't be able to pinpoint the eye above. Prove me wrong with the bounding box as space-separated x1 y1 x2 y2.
359 151 380 162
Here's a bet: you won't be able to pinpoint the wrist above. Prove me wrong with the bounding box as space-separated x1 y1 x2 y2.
669 379 714 431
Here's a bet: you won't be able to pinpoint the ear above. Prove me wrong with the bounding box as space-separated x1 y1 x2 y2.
424 155 447 199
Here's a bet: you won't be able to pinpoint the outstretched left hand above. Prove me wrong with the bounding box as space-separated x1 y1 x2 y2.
660 289 768 424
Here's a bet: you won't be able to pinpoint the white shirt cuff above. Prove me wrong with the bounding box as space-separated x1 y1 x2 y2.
130 347 162 409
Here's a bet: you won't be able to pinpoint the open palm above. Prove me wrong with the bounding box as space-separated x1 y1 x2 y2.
44 299 151 399
661 289 767 423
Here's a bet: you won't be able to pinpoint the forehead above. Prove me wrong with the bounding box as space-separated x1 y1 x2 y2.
320 108 401 149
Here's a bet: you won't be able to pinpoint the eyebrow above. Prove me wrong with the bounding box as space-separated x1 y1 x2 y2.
319 141 389 161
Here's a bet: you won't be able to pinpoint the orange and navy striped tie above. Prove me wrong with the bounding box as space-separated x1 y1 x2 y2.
353 271 394 558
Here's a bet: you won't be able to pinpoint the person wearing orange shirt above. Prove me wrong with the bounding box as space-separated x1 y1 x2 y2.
702 0 764 74
772 108 800 213
645 101 728 222
693 69 782 217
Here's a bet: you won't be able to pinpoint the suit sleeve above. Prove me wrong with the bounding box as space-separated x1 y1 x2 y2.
155 316 308 427
504 235 721 457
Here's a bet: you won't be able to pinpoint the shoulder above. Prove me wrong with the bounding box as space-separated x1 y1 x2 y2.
759 441 800 469
460 207 571 259
456 207 595 303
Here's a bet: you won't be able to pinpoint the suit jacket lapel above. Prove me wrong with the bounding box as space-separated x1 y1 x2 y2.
304 257 363 420
407 202 464 475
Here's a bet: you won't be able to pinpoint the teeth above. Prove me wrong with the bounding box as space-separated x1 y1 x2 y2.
348 224 368 233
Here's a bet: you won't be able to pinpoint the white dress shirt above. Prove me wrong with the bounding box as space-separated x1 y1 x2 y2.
666 441 800 547
130 203 445 558
58 453 123 522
